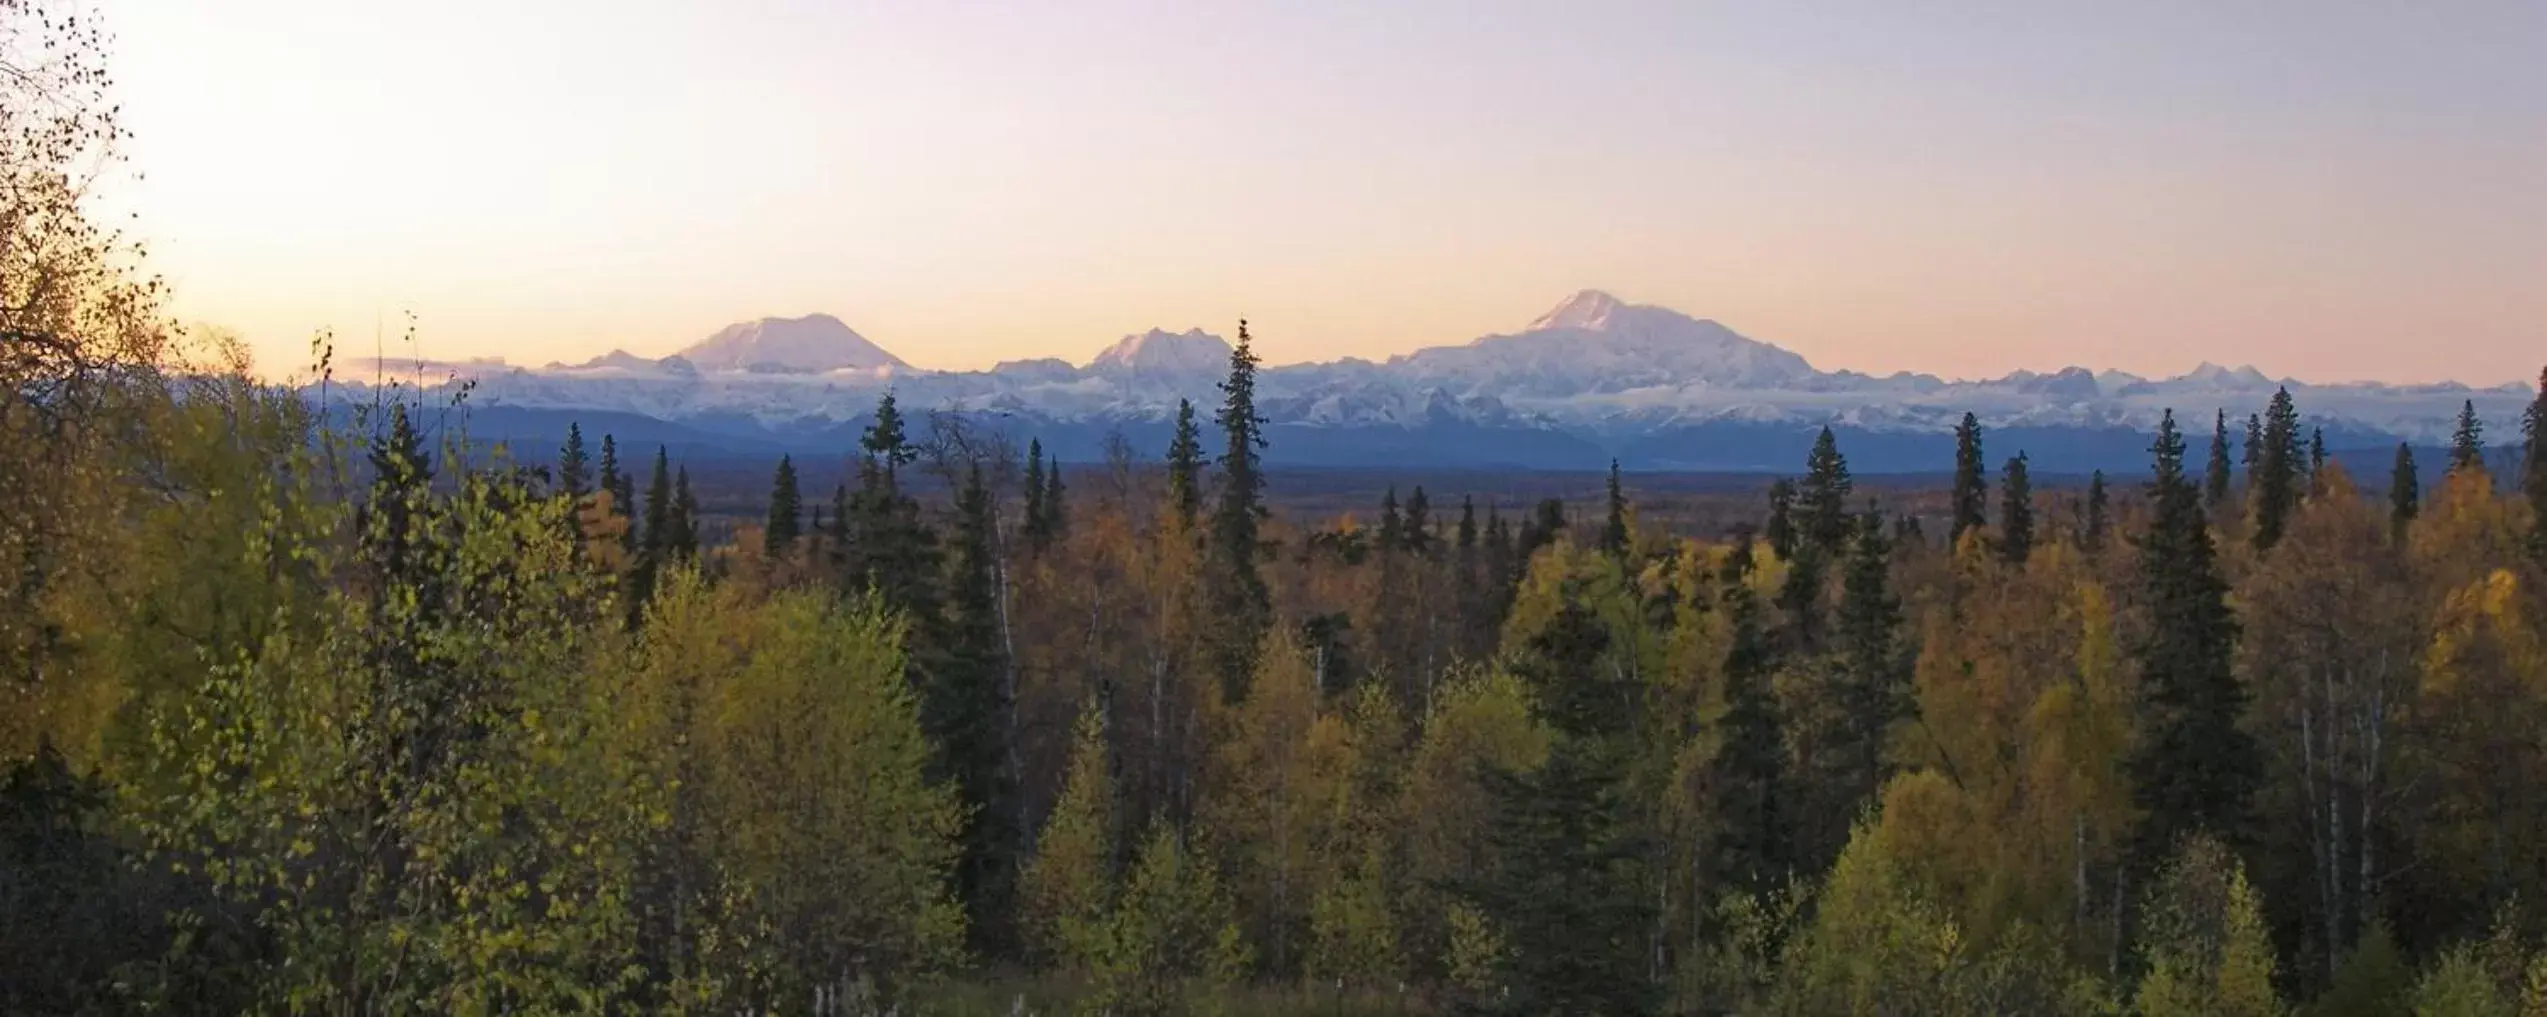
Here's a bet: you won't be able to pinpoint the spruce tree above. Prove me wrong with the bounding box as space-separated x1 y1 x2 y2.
1205 320 1271 698
1950 412 1988 544
828 482 850 566
2526 366 2547 563
628 446 672 620
1454 496 1484 657
363 402 435 585
2000 451 2035 566
2242 412 2263 472
1482 506 1516 633
2205 410 2233 510
1165 398 1204 530
1708 533 1789 897
1518 498 1566 566
1828 510 1906 853
1776 534 1826 654
641 445 672 557
2252 388 2305 552
2390 442 2419 545
1376 487 1404 555
1403 486 1432 556
670 466 699 559
2126 410 2258 863
1041 460 1068 545
1471 577 1657 1015
2452 399 2486 475
1798 426 1854 553
2308 426 2328 487
845 392 940 620
1022 440 1049 549
2084 470 2111 555
1764 479 1798 561
937 462 1019 950
764 454 802 556
1600 459 1630 558
601 434 637 554
559 422 590 499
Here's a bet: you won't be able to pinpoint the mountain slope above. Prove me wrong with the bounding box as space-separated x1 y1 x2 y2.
676 313 906 373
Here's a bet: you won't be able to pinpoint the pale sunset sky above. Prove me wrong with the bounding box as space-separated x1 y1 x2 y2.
109 1 2544 383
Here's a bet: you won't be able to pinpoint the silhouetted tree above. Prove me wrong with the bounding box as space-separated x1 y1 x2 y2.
1952 412 1988 544
764 454 802 556
2128 410 2257 865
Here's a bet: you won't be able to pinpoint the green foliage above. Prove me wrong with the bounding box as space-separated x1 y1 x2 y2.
134 437 655 1012
1080 822 1251 1017
2312 919 2410 1017
1023 705 1117 971
619 575 968 1007
2131 836 2283 1017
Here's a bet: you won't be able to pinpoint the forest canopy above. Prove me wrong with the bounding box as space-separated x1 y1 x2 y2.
9 4 2547 1015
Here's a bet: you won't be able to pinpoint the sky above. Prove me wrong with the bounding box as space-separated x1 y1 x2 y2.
106 0 2545 384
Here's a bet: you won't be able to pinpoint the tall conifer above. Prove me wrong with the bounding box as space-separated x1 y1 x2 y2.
2525 366 2547 563
559 423 590 499
1206 320 1271 698
2127 410 2257 863
2206 410 2233 510
1951 412 1988 544
2000 451 2034 566
2252 388 2305 551
764 454 802 556
937 462 1018 949
1166 398 1204 530
2452 399 2486 475
2390 442 2419 545
1600 459 1630 558
2084 469 2111 555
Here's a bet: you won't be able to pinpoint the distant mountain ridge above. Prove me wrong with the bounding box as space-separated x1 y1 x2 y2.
314 291 2538 474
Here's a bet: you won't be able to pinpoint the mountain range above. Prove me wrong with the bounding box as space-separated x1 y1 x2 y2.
321 291 2537 474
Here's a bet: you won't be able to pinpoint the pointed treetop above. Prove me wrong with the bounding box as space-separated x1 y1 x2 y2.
2451 398 2486 474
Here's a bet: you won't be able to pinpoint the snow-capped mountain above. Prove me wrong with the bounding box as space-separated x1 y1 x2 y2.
1393 289 1819 396
315 292 2538 473
675 313 904 373
1089 328 1232 382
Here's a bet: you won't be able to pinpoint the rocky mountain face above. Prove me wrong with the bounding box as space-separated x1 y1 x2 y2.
315 292 2537 473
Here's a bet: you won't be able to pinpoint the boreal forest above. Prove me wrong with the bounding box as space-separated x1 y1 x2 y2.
12 6 2547 1016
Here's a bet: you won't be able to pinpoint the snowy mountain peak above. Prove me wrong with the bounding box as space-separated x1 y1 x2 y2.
1528 289 1631 331
1088 327 1232 377
2178 362 2278 390
677 313 906 374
